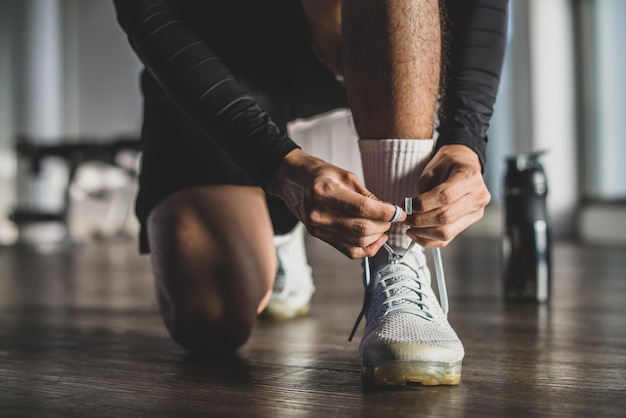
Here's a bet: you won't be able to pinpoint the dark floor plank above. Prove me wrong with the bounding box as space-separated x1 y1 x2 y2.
1 236 625 417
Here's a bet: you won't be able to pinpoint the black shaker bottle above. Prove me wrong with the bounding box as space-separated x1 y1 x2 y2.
502 151 551 303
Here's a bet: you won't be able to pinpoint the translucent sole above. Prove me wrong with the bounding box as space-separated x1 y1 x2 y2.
362 359 463 386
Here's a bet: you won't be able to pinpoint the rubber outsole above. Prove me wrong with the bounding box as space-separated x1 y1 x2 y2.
362 360 462 386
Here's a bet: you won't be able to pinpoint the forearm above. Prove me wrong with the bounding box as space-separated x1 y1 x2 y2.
437 0 509 170
113 0 299 186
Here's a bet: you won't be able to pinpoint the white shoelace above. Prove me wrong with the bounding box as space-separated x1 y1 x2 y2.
348 197 449 342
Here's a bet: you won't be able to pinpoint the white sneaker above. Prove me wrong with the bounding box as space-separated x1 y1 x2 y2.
262 223 315 320
349 243 464 386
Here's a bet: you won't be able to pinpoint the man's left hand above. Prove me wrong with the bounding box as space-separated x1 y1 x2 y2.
405 144 491 247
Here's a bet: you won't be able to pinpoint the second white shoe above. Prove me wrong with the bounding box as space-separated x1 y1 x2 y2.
262 223 315 320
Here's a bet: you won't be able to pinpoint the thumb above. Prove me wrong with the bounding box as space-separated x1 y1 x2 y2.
351 181 406 223
366 193 407 223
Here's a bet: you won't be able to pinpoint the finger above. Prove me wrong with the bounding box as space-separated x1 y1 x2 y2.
307 214 391 248
343 234 388 259
313 230 389 259
304 203 395 237
413 167 487 213
413 181 470 214
325 187 407 223
311 226 388 250
350 183 405 223
363 234 389 256
406 209 485 247
407 190 490 228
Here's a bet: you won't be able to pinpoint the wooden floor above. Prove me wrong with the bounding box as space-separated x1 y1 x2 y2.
1 234 625 417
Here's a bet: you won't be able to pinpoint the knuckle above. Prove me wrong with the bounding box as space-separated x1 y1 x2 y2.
352 221 368 237
436 227 454 242
342 171 359 185
482 189 492 205
349 234 366 248
438 240 451 249
354 197 368 217
352 238 366 248
438 187 455 205
304 210 322 226
346 247 361 259
437 208 455 225
363 246 379 258
311 182 327 201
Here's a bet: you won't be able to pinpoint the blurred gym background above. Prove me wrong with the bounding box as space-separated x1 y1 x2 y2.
0 0 624 250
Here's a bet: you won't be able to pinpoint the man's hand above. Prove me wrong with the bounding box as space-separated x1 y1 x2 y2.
405 144 491 248
267 149 404 259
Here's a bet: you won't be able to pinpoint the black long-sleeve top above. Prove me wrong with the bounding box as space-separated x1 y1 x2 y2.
437 0 509 170
113 0 508 185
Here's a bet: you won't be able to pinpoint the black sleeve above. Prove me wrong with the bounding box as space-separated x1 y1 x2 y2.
112 0 300 187
437 0 509 170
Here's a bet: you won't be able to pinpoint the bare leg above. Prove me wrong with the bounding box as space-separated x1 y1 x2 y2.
342 0 441 139
147 186 275 353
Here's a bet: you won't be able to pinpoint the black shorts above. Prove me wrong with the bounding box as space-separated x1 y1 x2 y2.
136 39 347 253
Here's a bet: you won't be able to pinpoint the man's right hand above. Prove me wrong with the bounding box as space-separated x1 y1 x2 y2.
267 149 404 259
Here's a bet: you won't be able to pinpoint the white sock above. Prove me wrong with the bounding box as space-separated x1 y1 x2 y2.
359 139 435 248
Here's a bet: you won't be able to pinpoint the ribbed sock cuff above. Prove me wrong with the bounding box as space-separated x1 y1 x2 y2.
359 139 435 248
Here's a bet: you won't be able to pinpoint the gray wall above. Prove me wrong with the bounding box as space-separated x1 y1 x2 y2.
0 0 144 244
0 0 16 151
0 0 18 243
64 0 143 137
0 0 602 244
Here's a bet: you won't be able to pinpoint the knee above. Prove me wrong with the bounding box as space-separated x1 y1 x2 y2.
157 289 257 354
